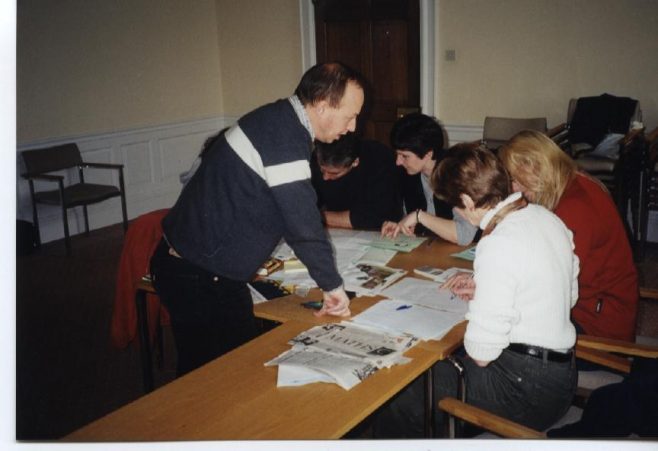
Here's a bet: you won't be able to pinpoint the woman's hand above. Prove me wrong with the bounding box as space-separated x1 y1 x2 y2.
397 212 418 237
380 220 401 239
441 272 476 301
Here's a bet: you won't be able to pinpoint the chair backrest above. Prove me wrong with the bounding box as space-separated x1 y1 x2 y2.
567 97 642 126
22 143 83 175
566 95 642 148
482 116 547 150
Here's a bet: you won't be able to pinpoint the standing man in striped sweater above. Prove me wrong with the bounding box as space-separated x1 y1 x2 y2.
150 62 365 376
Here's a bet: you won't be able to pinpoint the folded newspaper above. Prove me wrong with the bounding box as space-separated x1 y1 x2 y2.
265 322 418 390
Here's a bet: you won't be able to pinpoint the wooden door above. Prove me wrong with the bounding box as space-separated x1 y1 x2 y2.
314 0 420 144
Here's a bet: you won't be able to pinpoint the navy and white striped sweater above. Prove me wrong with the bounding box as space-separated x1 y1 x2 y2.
163 98 342 291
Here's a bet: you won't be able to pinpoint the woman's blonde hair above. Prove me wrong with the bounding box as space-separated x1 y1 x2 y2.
498 130 577 211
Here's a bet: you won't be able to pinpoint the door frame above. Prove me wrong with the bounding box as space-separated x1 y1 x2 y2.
299 0 436 117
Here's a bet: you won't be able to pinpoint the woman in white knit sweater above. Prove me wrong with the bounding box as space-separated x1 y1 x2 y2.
374 144 579 437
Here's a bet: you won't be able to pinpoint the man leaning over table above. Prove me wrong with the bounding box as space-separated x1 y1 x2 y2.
150 62 365 376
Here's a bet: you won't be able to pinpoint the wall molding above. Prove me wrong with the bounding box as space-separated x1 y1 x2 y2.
16 117 658 244
16 116 237 244
443 123 482 146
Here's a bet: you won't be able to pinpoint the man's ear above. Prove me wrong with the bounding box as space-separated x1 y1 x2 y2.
314 99 328 115
352 157 360 168
460 193 475 211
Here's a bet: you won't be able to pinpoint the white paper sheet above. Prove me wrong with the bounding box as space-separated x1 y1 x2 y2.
380 277 469 314
351 299 465 341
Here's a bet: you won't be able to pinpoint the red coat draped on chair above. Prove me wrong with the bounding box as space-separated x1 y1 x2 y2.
111 209 170 348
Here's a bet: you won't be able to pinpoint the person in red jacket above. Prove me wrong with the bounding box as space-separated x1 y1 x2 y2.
499 130 638 341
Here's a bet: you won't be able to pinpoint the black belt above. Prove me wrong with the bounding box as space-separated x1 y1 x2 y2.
507 343 573 363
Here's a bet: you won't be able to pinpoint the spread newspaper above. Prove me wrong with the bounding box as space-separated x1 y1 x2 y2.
265 322 418 390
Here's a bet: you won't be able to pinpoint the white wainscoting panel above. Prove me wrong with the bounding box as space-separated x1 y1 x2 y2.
17 116 237 244
16 119 658 244
443 123 483 147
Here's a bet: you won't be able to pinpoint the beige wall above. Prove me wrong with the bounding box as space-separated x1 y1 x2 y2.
17 0 303 144
215 0 302 116
17 0 224 143
437 0 658 130
18 0 658 144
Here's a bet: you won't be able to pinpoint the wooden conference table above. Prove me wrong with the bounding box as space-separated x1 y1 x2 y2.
66 238 472 441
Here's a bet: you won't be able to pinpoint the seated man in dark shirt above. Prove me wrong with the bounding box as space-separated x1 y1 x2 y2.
311 133 403 230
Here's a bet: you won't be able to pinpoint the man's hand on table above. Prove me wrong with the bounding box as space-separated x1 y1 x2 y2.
315 286 351 318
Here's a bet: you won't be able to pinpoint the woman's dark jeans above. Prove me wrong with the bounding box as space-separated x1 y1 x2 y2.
373 347 577 438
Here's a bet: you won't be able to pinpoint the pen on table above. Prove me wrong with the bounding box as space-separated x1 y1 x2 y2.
396 304 412 311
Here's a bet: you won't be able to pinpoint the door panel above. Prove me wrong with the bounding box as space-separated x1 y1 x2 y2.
314 0 420 144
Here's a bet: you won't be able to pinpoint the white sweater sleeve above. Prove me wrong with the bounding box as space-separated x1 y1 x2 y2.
464 233 521 362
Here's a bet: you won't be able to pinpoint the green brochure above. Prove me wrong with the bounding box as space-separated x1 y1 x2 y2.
368 235 426 253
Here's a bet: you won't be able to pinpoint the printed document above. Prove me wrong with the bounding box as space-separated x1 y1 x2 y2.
351 298 465 341
380 277 469 314
342 263 407 296
266 322 417 390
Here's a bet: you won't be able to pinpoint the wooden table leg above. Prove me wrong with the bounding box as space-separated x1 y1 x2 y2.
424 366 435 437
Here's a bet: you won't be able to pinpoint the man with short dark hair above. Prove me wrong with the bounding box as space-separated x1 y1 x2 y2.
311 133 402 230
150 62 365 376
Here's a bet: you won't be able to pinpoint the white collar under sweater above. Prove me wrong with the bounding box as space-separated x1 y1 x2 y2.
288 95 314 141
479 192 523 230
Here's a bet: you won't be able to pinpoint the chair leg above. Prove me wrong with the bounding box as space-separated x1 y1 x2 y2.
155 304 165 371
136 288 155 393
28 180 42 248
637 170 648 261
62 206 72 256
83 205 90 236
444 356 466 437
119 170 129 232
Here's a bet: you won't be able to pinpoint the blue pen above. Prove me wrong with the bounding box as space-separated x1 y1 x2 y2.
396 304 412 311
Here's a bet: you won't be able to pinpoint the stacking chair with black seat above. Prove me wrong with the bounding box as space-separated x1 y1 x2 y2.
438 335 658 439
548 95 645 243
481 116 547 151
21 143 128 255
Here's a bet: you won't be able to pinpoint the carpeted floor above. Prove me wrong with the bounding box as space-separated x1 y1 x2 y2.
15 223 176 440
14 222 658 440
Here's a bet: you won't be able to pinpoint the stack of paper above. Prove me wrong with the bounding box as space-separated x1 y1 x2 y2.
349 277 468 340
265 322 418 390
351 299 465 341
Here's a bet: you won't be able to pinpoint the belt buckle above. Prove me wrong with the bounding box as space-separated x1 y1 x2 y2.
527 346 540 357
